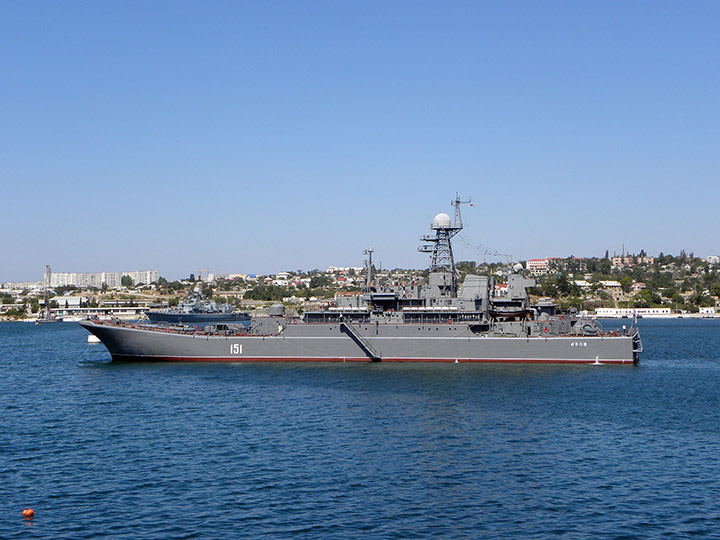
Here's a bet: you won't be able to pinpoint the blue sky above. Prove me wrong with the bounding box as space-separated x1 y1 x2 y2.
2 1 719 281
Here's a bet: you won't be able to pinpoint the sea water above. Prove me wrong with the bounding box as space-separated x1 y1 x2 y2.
1 319 720 539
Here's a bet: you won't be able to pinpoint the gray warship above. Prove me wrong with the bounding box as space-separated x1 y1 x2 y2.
80 196 642 364
35 265 63 324
145 287 250 327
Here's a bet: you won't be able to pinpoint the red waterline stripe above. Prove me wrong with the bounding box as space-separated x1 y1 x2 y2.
111 355 633 364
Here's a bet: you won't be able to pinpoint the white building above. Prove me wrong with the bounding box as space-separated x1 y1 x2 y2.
49 270 157 288
50 272 118 288
0 281 42 290
52 296 85 308
326 266 364 274
526 258 551 275
595 307 672 318
123 270 158 285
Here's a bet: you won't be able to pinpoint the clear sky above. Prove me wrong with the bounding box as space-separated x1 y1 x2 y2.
2 1 719 282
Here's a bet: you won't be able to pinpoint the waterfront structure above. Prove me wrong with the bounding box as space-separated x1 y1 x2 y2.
596 307 671 318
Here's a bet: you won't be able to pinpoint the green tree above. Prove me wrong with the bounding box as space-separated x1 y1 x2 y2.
691 292 715 307
619 276 633 293
121 275 134 288
634 290 662 308
709 282 720 297
556 274 580 296
456 261 477 274
310 275 332 288
5 307 27 318
201 284 214 298
243 285 292 302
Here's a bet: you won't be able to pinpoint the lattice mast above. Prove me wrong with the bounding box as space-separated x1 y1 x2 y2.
418 193 472 292
363 248 374 289
43 265 53 298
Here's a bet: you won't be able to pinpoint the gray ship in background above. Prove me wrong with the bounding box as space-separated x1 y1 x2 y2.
35 265 63 323
145 288 250 327
81 195 642 364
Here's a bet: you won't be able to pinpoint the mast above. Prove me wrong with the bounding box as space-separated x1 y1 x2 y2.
42 265 52 317
418 193 472 293
452 192 472 230
363 248 374 289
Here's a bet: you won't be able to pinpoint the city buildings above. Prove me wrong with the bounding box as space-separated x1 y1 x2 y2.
525 258 552 275
49 270 158 288
611 255 655 267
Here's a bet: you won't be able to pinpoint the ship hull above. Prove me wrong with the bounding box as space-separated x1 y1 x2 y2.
80 321 638 364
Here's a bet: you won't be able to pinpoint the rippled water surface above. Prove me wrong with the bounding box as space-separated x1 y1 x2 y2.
2 319 720 539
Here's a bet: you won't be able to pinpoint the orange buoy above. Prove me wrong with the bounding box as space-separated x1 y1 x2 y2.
22 508 34 517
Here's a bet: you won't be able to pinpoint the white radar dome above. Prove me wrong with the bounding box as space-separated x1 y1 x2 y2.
432 212 452 229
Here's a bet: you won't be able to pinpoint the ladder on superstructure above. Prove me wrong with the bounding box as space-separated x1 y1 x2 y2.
340 319 381 361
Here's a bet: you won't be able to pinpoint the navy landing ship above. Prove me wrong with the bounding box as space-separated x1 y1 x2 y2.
80 196 641 364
